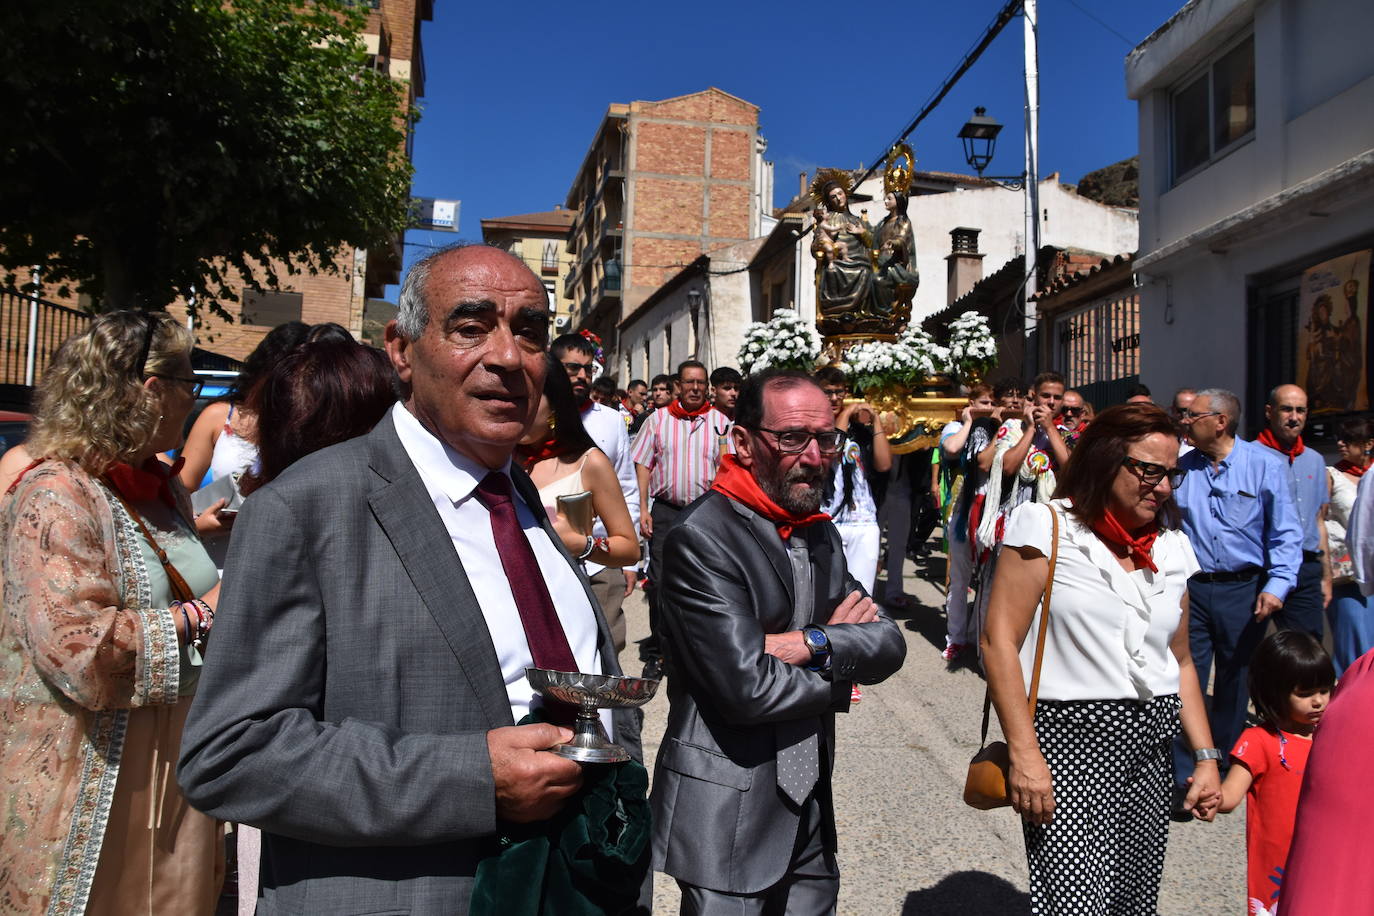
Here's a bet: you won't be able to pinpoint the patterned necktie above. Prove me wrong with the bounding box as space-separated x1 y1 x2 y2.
473 472 579 722
776 537 820 805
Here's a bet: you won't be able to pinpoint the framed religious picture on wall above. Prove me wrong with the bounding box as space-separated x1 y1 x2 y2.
1297 248 1371 413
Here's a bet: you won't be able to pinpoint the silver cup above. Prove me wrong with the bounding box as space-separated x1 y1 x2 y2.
526 667 660 763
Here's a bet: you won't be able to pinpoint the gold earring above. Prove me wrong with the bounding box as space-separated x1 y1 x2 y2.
548 414 557 433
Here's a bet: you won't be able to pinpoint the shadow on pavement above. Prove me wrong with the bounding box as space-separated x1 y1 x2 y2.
900 870 1030 914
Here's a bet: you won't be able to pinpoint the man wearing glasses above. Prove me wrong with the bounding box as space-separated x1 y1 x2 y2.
549 334 640 654
650 369 905 913
631 360 731 680
1171 387 1302 817
1057 389 1089 449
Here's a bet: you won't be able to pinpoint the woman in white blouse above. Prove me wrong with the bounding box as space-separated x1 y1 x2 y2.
982 404 1222 915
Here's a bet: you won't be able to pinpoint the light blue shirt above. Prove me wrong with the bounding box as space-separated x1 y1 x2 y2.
1175 437 1303 601
1255 443 1328 553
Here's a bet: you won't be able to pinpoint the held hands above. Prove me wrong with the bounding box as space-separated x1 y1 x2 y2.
1184 762 1222 821
1009 749 1056 826
762 591 879 666
487 724 583 823
1254 591 1283 621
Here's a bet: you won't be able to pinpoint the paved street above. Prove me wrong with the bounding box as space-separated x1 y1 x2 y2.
621 548 1246 915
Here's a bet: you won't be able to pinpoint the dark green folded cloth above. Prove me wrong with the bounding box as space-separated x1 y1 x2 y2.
469 710 651 916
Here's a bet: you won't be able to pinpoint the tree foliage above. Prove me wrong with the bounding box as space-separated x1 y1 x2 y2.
0 0 415 315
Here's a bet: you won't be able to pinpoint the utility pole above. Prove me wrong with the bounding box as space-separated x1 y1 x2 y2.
1023 0 1041 348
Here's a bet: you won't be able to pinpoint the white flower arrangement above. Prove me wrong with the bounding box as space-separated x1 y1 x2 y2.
738 308 823 375
946 310 997 378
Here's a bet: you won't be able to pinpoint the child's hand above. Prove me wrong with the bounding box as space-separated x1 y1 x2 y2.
1184 771 1222 821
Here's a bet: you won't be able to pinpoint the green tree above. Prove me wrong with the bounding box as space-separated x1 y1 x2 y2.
0 0 415 316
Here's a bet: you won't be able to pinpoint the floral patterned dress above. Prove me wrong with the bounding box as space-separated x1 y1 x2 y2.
0 460 222 916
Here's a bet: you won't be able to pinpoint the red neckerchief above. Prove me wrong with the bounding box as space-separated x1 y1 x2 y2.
105 455 185 509
667 398 712 420
1091 510 1159 573
710 454 829 541
1257 427 1305 463
1336 459 1369 478
577 397 595 416
621 398 639 416
516 436 570 473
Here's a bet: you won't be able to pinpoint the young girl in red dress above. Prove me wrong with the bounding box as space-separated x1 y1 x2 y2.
1218 630 1335 915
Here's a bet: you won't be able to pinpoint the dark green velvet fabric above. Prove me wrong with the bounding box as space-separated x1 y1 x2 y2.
469 711 651 916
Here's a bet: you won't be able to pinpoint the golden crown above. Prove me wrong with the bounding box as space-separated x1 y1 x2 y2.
884 143 915 195
809 168 854 206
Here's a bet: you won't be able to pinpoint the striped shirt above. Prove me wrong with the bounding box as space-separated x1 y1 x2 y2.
630 406 731 507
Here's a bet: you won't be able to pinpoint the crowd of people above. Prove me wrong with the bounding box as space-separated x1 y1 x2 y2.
0 241 1370 915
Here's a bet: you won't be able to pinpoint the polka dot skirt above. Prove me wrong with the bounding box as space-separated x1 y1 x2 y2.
1022 694 1183 915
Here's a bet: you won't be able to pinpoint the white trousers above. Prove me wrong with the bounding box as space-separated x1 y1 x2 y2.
836 522 880 595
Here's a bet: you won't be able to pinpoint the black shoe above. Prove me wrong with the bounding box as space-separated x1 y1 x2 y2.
641 658 663 681
1169 784 1194 822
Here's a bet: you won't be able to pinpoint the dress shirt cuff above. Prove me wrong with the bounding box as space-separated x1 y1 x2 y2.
1261 577 1293 603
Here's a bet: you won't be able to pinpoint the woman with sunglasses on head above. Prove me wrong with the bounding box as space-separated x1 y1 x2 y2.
1324 417 1374 674
981 404 1221 915
0 311 225 914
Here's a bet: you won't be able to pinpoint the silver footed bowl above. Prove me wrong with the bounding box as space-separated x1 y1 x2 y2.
525 668 660 709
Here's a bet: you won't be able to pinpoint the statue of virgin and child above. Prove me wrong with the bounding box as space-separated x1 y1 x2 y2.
811 143 919 336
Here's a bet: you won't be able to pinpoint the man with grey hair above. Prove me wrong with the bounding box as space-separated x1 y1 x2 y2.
180 244 645 913
1170 387 1302 817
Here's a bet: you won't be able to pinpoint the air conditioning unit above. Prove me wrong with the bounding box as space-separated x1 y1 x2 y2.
555 315 571 330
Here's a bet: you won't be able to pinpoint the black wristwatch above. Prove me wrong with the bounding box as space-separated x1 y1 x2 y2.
802 626 832 672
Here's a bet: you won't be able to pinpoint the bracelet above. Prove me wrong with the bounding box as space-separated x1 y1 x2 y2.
176 602 195 645
192 599 214 634
577 536 595 560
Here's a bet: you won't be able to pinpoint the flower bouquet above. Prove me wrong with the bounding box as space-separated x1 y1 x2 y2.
946 310 997 384
738 308 823 375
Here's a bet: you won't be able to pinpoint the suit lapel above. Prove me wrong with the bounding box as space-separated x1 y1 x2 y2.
365 420 512 729
727 497 795 609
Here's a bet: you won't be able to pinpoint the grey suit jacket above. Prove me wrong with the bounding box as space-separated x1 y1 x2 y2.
177 415 637 916
649 492 906 895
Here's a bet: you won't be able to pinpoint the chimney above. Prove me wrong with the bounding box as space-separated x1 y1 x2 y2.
946 227 985 306
799 171 808 200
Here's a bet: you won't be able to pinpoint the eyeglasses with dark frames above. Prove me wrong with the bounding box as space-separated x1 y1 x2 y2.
561 360 595 376
750 426 846 455
149 373 205 398
1179 408 1220 421
1121 455 1186 488
132 311 159 380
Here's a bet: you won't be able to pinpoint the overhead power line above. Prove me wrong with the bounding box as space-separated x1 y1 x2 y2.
850 0 1025 193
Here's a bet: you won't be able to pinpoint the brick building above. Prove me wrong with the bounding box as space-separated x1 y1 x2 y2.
4 0 432 364
563 88 774 367
479 207 577 334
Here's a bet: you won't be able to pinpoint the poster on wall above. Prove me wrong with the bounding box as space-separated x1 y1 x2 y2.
1297 248 1371 413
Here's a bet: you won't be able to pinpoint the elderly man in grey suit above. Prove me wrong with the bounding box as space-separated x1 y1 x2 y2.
651 369 906 915
178 244 639 915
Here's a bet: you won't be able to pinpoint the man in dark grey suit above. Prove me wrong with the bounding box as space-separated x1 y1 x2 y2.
651 369 906 914
178 245 638 915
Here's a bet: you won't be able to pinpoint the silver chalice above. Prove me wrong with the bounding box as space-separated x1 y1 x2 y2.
525 667 660 763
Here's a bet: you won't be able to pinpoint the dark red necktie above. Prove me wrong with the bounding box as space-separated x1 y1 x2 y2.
474 472 580 723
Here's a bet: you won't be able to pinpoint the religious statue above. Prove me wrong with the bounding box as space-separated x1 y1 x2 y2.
811 144 919 340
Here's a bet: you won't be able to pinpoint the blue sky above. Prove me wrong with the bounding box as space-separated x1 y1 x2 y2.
389 0 1185 296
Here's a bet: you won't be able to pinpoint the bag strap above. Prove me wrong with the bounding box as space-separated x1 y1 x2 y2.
102 479 198 604
978 503 1060 747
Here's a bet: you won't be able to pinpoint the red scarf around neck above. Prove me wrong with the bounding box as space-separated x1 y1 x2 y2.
710 454 829 541
1257 427 1305 463
105 455 184 509
1091 510 1159 573
516 436 571 473
1336 459 1370 478
577 397 595 416
667 398 712 420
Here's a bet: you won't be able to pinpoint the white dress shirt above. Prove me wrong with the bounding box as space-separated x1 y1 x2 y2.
1003 499 1201 701
579 402 640 576
390 404 611 733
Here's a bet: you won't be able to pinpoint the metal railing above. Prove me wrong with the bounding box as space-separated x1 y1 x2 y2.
0 290 91 388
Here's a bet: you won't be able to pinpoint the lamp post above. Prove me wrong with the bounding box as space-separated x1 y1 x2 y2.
954 0 1040 357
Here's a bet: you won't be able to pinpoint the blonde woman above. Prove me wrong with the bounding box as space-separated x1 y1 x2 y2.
0 311 224 915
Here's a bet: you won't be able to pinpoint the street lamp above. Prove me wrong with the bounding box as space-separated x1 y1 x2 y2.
957 107 1025 191
958 107 1002 176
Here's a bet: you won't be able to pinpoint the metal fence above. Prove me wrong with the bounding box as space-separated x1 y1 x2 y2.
0 290 91 388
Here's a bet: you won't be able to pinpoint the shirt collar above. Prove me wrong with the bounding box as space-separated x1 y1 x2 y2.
389 402 512 505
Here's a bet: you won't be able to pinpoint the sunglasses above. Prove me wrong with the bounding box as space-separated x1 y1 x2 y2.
1122 455 1186 488
1061 407 1084 416
148 373 205 398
